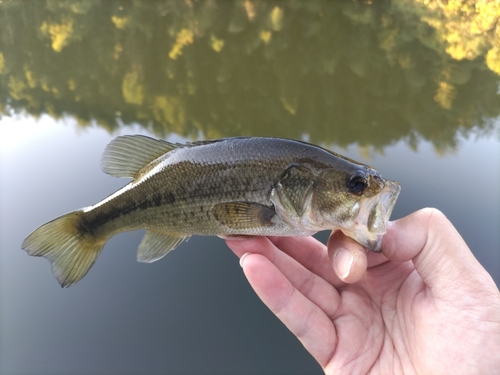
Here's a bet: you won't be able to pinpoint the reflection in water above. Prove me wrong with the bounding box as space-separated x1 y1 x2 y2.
1 0 499 150
1 3 500 374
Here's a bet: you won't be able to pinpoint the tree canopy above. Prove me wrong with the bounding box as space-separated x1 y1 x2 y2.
1 0 499 150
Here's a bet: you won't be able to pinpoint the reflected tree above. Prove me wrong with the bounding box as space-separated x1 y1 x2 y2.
0 0 499 151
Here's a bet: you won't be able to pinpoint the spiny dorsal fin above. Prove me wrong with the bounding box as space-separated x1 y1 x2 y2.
182 138 228 147
212 202 276 229
101 135 177 179
137 231 189 263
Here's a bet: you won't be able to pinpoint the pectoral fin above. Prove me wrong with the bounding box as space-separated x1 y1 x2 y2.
275 165 315 216
137 231 189 263
212 202 275 229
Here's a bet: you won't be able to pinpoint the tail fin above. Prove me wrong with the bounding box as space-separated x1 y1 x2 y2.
22 210 107 288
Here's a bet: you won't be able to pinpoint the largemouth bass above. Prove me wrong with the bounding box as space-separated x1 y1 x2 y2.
23 136 400 287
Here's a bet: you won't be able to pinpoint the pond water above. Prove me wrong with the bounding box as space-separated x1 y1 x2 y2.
1 1 499 374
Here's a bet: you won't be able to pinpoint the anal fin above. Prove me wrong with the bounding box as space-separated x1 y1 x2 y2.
137 231 189 263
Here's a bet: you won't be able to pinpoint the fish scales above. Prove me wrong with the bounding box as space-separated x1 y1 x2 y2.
22 136 401 287
84 138 346 235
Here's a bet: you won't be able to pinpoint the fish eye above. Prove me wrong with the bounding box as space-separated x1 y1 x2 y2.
347 175 368 195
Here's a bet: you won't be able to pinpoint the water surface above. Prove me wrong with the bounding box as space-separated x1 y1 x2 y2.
1 1 499 374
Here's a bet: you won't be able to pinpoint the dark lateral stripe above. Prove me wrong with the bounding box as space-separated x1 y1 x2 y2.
82 191 177 232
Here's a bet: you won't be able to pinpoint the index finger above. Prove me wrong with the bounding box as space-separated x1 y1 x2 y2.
268 236 342 287
226 236 342 318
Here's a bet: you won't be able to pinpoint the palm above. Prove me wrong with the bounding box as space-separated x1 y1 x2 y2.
328 260 425 374
299 250 414 374
227 232 500 375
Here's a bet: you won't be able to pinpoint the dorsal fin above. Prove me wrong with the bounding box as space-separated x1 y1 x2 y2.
101 135 177 178
182 138 228 147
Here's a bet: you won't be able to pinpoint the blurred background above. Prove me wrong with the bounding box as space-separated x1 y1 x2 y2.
1 1 499 374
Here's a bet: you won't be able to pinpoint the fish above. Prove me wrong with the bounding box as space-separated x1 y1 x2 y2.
22 136 401 287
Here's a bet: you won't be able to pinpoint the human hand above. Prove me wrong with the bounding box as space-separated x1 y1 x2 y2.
226 208 500 374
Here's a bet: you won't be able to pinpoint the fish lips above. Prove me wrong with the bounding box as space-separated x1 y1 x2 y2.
363 180 401 252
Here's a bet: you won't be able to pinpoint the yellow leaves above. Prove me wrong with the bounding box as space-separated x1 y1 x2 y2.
24 66 37 88
7 75 38 110
0 52 5 74
68 79 76 91
445 36 487 60
433 67 461 109
281 98 297 115
260 31 272 44
111 16 129 29
151 95 186 131
122 70 144 105
40 80 60 97
169 29 194 60
114 43 123 59
8 67 55 103
40 17 74 52
45 102 57 119
472 0 499 30
486 46 500 75
434 81 456 109
8 76 27 101
415 0 500 74
244 0 256 21
270 6 284 31
210 35 225 52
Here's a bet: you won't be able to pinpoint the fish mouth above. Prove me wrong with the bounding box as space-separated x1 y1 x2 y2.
367 180 400 233
343 180 401 252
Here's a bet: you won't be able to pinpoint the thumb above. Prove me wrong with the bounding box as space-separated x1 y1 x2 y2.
327 230 368 284
382 208 497 299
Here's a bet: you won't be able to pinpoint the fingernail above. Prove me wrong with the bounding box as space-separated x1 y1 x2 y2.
335 248 353 279
239 253 250 267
